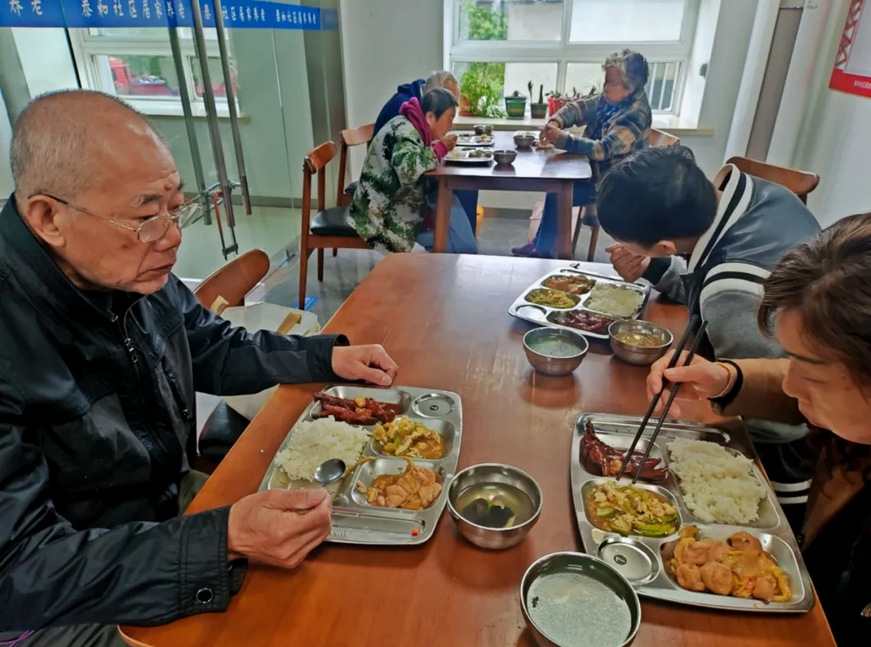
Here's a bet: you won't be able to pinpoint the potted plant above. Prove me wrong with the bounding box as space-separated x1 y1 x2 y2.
505 89 527 119
547 85 600 117
460 64 506 118
530 82 548 119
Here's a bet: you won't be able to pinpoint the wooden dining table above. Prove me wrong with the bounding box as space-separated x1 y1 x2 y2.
426 131 592 259
120 254 835 647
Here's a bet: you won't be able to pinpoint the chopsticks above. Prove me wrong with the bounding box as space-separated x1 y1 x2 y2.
629 320 708 484
614 314 704 482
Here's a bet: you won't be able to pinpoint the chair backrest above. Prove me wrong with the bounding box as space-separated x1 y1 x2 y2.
726 156 820 204
337 123 375 205
194 249 270 311
650 128 680 148
301 141 340 235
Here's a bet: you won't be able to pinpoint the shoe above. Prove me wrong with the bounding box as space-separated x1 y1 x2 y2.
512 243 538 257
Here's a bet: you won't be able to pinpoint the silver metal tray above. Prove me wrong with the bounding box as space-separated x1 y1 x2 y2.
454 133 495 147
259 385 462 546
445 147 495 164
508 266 651 340
570 413 814 613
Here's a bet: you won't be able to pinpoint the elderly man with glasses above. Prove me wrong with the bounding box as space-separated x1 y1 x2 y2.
0 90 398 647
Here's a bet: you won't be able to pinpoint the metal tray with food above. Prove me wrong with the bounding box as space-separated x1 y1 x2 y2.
569 413 814 613
445 147 494 164
454 133 495 147
508 266 651 339
258 385 462 546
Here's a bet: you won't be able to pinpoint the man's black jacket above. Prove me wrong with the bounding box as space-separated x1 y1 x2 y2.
0 196 345 630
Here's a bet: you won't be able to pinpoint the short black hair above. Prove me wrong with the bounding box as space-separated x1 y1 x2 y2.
421 87 458 120
597 146 718 247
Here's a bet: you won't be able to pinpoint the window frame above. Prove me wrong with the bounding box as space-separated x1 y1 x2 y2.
68 27 235 118
444 0 700 115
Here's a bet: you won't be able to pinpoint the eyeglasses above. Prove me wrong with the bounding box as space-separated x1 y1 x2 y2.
36 192 201 243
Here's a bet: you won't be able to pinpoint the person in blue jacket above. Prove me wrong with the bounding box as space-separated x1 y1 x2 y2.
374 71 479 235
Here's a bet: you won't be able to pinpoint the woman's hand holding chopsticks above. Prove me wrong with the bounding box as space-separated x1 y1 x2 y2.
646 350 731 417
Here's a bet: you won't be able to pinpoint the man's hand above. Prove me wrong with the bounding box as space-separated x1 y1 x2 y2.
227 489 332 567
606 243 651 283
440 134 458 152
541 124 563 144
332 344 398 386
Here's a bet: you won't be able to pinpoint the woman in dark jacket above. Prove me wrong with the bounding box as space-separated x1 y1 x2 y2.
647 213 871 645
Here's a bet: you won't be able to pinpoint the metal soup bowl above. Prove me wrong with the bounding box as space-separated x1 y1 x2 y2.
521 552 642 647
608 319 674 366
514 134 536 149
523 327 589 376
493 149 518 166
447 463 543 550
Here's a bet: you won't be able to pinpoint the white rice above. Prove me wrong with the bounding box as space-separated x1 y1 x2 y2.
667 438 767 525
584 284 642 318
274 416 370 482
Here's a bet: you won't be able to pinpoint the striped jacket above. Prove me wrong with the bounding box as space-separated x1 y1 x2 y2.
551 88 652 178
642 164 821 443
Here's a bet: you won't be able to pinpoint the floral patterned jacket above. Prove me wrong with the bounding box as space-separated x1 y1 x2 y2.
351 115 440 254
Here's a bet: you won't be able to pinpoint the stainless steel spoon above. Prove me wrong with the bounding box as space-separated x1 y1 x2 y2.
313 458 347 486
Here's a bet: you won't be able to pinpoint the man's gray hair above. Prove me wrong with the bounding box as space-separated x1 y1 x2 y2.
423 70 459 94
11 89 158 202
603 49 650 93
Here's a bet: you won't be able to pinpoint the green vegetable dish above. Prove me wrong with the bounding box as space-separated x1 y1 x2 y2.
524 288 579 309
585 481 678 537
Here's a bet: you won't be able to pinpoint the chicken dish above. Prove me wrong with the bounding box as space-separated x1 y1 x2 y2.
585 481 678 537
548 310 615 334
664 526 791 602
373 416 445 459
355 456 442 510
542 274 596 295
313 392 399 425
582 423 668 482
525 288 579 309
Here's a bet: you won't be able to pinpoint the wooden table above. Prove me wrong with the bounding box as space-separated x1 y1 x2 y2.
427 131 592 259
121 255 834 647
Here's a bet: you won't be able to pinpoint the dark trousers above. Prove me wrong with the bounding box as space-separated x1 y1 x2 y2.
455 189 479 234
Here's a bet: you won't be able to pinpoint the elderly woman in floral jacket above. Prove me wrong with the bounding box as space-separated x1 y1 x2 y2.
514 49 652 258
351 88 478 255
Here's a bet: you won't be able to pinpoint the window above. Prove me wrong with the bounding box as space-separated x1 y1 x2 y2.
446 0 699 116
69 27 238 118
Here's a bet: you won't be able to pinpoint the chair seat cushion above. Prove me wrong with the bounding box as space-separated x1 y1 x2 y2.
344 181 358 197
198 401 250 463
311 206 359 237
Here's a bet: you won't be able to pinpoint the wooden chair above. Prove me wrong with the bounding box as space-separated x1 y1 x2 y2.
299 141 370 307
337 123 374 207
190 249 271 473
726 156 820 204
194 248 270 312
575 128 681 261
649 128 681 149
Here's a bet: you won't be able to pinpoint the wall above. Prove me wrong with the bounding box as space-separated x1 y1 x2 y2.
11 27 79 96
793 0 871 227
679 0 719 125
684 0 757 176
339 0 443 175
0 90 12 196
